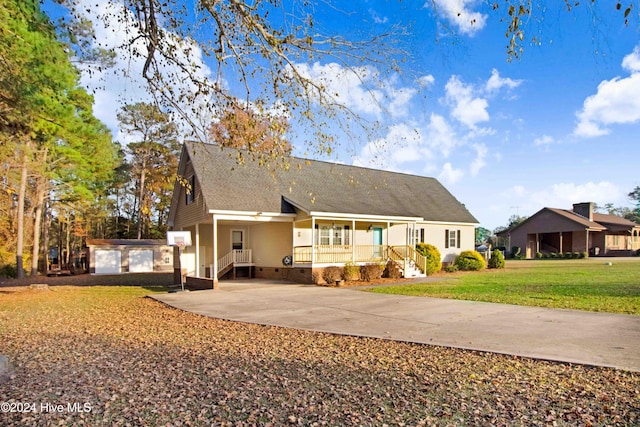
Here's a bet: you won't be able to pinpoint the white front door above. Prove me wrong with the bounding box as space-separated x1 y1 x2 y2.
373 227 383 257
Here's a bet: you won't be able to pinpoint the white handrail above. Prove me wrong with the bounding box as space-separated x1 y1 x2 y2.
217 249 252 273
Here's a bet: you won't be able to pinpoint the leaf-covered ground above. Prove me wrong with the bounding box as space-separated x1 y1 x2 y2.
0 286 638 426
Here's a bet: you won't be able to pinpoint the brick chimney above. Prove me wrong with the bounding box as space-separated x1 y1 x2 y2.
573 202 594 221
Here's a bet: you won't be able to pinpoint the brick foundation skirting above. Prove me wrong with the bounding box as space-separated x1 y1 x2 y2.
254 267 313 284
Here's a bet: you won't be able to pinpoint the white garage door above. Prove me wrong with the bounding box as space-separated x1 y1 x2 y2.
94 250 121 274
129 249 154 273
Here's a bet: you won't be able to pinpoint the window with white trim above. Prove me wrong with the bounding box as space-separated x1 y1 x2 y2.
319 226 330 245
316 224 350 245
333 226 343 245
445 229 460 248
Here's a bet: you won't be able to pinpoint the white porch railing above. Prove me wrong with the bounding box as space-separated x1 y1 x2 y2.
292 245 426 275
293 245 387 264
216 249 252 274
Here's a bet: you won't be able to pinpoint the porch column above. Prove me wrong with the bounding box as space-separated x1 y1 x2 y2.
386 221 390 245
536 233 539 253
559 232 563 254
585 229 589 255
195 223 200 278
212 214 219 289
351 219 356 262
311 217 315 264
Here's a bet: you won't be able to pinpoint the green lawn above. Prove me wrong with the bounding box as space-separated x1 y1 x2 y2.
366 259 640 315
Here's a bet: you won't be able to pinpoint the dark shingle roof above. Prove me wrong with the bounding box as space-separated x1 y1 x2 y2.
546 208 607 230
497 207 639 236
184 141 478 224
86 239 167 246
593 213 640 228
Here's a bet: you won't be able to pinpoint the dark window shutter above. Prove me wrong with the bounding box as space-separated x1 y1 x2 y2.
420 228 425 243
457 230 461 248
445 229 449 248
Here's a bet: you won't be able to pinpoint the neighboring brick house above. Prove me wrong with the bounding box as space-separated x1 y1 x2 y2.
168 142 479 287
497 202 640 258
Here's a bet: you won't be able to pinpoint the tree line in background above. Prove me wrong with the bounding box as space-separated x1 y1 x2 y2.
0 1 182 278
0 0 292 278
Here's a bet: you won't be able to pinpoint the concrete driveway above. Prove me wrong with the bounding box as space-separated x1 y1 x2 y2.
152 280 640 372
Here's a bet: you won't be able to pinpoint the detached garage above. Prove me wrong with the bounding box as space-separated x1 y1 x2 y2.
87 239 174 274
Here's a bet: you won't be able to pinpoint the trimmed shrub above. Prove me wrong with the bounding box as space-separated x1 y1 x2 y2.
322 266 343 284
510 246 522 259
550 252 558 259
487 249 505 269
444 264 458 273
416 243 442 275
579 251 588 259
454 250 486 271
383 260 403 279
535 251 543 259
360 263 385 281
571 252 580 259
311 270 322 284
342 261 360 281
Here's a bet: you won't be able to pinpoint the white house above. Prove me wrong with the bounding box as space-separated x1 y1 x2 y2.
168 142 479 288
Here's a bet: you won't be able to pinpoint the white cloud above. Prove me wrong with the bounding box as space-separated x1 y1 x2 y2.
438 162 464 184
505 182 625 213
291 62 416 119
352 122 429 171
368 8 388 24
534 135 555 146
430 0 487 35
417 75 436 88
485 69 522 94
542 182 624 207
469 143 487 176
574 45 640 138
387 87 418 118
425 113 458 157
622 45 640 73
444 75 489 128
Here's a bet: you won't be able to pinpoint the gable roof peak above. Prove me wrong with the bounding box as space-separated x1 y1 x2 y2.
179 141 478 224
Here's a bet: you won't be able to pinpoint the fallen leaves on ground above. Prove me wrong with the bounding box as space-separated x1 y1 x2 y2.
0 286 638 426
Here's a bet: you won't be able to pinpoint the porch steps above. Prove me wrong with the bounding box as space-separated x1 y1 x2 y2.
399 258 426 278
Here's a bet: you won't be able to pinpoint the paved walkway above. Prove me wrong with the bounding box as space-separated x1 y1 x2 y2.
152 280 640 372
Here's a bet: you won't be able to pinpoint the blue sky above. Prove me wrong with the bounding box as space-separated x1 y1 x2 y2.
50 1 640 231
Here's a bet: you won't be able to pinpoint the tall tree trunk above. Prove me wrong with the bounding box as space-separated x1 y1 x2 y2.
42 200 50 274
65 214 71 268
31 200 43 276
30 149 48 276
16 147 28 279
136 158 147 239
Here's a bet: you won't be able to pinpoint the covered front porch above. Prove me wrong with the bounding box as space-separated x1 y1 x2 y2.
179 212 428 287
